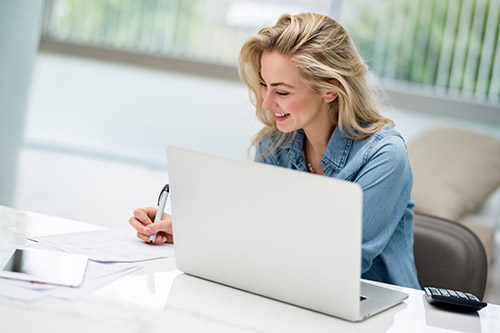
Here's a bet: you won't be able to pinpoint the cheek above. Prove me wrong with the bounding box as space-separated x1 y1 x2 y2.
301 94 326 113
286 96 312 115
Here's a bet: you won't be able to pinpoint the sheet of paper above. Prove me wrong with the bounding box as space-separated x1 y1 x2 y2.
49 262 141 300
29 227 175 262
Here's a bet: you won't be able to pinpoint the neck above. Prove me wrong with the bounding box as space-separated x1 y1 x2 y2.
303 122 335 156
303 124 335 175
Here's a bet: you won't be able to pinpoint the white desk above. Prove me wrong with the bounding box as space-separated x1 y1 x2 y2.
1 205 499 333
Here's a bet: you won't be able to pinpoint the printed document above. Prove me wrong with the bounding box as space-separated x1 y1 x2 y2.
29 227 175 262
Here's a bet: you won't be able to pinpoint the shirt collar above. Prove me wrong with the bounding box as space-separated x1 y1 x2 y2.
322 126 353 172
285 127 353 173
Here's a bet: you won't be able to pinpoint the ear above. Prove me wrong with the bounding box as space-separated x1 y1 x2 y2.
323 91 338 103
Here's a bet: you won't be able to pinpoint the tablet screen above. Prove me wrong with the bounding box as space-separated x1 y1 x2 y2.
0 248 88 287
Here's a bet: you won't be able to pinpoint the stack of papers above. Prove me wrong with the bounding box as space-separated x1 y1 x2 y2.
0 227 175 302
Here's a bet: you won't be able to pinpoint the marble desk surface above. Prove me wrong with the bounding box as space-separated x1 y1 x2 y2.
0 205 499 333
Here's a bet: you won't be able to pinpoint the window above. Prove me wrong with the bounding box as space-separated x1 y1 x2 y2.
343 0 500 105
43 0 335 65
42 0 500 107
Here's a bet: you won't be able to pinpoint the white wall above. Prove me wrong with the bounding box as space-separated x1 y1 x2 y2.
25 53 261 169
15 52 262 226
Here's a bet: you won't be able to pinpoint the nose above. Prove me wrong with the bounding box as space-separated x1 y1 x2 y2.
261 90 275 110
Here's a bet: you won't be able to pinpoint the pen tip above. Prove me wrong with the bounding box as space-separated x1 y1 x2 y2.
149 240 153 244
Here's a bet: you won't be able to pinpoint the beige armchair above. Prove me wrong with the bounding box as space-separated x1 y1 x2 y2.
407 126 500 266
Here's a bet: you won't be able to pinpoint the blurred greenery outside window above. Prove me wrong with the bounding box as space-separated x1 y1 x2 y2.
43 0 500 106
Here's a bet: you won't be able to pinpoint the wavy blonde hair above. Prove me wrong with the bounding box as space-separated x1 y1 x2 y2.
239 13 393 153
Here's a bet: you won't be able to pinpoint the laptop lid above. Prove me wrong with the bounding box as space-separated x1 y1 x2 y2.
167 146 363 320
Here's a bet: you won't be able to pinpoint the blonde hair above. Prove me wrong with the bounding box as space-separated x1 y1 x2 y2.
238 13 393 153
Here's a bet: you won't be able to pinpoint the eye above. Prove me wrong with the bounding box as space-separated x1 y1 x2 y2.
276 91 289 96
259 82 267 88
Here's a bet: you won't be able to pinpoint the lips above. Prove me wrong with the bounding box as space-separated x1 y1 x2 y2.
274 112 290 121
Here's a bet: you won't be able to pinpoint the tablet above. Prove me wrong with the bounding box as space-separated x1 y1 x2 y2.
0 248 88 287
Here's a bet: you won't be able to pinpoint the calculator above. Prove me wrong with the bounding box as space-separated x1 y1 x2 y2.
424 287 487 312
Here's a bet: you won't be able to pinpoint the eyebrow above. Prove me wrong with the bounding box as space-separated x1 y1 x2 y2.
259 72 294 89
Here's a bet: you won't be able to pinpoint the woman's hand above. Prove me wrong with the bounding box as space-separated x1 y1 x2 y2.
129 207 173 244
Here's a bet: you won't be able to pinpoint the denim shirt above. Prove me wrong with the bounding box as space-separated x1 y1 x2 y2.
255 126 421 289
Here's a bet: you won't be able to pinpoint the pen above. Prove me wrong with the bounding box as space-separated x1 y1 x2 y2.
149 184 169 244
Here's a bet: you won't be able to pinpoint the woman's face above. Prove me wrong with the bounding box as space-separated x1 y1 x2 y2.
259 50 336 134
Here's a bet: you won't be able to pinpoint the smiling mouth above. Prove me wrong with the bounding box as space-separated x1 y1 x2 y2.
274 112 290 118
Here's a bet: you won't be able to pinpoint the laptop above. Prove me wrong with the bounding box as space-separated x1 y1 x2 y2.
166 146 408 322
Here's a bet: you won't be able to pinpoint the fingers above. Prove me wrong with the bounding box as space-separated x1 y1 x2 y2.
143 216 172 235
134 231 168 244
129 207 173 244
129 207 157 231
142 218 173 243
134 207 157 225
135 231 150 243
149 233 170 244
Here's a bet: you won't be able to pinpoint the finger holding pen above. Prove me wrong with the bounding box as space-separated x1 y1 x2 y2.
128 184 173 244
129 208 173 244
144 215 173 244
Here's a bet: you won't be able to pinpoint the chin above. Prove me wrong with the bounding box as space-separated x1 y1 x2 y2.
276 123 296 133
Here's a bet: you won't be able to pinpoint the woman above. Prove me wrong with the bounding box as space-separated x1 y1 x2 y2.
130 13 420 289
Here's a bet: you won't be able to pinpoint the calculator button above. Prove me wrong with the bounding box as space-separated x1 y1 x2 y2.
447 289 458 297
466 293 479 301
456 291 468 299
438 289 450 296
428 287 440 295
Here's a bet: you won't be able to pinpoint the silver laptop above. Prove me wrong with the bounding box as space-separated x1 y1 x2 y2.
166 146 408 322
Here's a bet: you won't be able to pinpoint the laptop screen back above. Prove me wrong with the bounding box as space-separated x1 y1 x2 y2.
167 146 363 319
